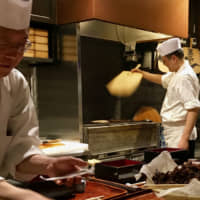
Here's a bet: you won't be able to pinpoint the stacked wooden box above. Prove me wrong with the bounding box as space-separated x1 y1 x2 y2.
62 35 77 62
24 28 49 59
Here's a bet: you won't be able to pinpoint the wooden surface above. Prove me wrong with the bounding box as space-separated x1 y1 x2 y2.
106 70 143 97
125 192 164 200
31 0 56 23
57 0 189 38
57 0 94 24
69 180 127 200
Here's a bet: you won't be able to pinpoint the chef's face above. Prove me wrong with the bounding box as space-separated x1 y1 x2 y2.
161 55 178 72
0 27 28 78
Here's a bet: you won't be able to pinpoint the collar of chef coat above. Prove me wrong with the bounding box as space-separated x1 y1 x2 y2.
175 60 189 74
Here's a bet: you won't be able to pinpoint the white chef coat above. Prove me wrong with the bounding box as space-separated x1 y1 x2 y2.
0 69 42 181
161 60 200 147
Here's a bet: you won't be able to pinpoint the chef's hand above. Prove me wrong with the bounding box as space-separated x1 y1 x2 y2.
131 67 143 73
45 156 87 187
178 138 189 150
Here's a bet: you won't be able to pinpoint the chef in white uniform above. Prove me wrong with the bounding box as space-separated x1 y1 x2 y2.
132 38 200 157
0 1 87 199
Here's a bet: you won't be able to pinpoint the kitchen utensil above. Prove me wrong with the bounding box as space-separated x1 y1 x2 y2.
40 167 94 181
106 64 142 97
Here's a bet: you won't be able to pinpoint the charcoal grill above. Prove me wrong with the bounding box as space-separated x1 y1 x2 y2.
83 121 160 160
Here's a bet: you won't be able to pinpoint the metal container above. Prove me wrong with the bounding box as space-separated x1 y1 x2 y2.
83 122 160 158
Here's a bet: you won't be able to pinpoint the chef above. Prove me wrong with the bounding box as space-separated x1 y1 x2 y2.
0 0 87 199
132 38 200 158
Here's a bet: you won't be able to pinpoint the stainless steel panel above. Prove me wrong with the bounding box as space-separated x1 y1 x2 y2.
83 122 160 155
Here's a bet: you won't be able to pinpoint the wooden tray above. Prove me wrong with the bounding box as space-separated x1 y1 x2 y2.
125 192 164 200
69 180 127 200
86 178 152 200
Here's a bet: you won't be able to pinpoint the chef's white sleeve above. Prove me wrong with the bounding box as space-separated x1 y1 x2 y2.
161 72 173 89
177 75 200 110
5 71 43 181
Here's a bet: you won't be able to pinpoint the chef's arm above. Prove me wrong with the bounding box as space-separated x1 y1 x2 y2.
131 68 162 85
16 154 52 176
0 180 50 200
178 108 199 149
16 154 87 179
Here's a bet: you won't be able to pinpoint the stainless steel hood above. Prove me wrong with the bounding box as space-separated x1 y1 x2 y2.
79 20 171 44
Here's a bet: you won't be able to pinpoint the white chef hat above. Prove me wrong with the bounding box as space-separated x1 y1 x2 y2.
0 0 32 30
157 38 182 57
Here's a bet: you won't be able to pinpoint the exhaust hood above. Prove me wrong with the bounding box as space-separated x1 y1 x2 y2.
79 20 171 43
57 0 189 38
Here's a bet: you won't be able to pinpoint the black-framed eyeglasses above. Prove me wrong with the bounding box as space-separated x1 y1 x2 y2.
18 39 32 53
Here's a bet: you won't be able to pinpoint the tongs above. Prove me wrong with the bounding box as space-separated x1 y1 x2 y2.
40 166 94 181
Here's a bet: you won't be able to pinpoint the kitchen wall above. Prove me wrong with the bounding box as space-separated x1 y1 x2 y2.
18 21 168 139
36 24 80 140
80 36 123 122
20 24 81 140
79 20 168 122
36 61 79 140
80 36 165 122
121 80 165 119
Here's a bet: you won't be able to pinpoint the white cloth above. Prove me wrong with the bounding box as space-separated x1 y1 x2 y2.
0 69 42 181
161 61 200 147
0 0 32 30
157 38 181 56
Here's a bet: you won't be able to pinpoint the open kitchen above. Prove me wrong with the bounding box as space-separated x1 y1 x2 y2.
1 0 200 200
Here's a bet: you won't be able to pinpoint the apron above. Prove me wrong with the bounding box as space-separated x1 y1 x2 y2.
163 121 197 148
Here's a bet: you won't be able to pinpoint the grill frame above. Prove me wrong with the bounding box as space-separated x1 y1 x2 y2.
83 122 160 157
